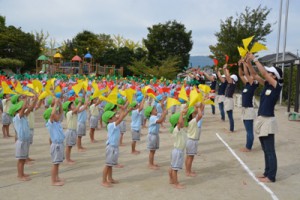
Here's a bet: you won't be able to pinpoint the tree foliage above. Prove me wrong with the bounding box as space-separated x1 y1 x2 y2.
143 20 193 69
0 15 40 71
128 56 180 79
209 6 272 65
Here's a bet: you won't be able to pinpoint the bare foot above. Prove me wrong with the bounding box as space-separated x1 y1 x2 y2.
23 173 30 177
52 181 64 186
25 160 34 165
18 176 31 181
90 140 98 143
78 148 87 152
27 157 35 161
101 182 112 188
108 179 119 184
66 160 75 165
258 177 272 183
186 172 197 177
148 165 159 170
115 164 124 168
57 177 65 182
174 183 185 189
131 151 140 155
240 147 251 152
256 174 266 178
8 135 14 137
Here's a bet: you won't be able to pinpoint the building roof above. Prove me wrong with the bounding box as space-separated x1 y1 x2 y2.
259 52 298 63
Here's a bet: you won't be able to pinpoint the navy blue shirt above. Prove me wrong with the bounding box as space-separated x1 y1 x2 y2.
225 82 236 98
242 82 259 107
217 81 228 95
258 81 282 117
210 80 217 90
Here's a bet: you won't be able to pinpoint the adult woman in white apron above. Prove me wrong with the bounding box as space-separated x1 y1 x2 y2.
247 53 283 183
238 58 259 152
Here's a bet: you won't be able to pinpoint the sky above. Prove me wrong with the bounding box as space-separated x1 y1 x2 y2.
0 0 299 57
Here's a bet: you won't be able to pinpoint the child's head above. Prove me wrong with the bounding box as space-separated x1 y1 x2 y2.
8 101 24 116
104 103 117 112
156 94 163 103
169 112 180 133
11 94 21 104
102 111 117 124
129 101 138 110
144 106 156 118
62 101 73 113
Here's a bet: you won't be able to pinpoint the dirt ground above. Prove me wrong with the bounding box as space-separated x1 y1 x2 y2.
0 104 299 200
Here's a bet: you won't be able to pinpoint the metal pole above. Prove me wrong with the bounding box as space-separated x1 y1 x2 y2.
276 0 283 62
280 0 289 105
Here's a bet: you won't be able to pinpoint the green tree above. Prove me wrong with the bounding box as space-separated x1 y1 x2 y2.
209 6 271 66
0 16 40 71
143 20 193 69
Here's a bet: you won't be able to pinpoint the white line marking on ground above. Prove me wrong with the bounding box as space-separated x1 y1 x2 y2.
216 133 279 200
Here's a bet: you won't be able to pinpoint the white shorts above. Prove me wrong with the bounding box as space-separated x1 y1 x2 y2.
2 112 11 125
186 138 198 155
105 145 119 166
50 143 64 164
90 116 98 129
171 148 184 170
29 129 34 145
131 129 141 141
65 129 77 146
120 121 126 133
77 122 86 136
147 134 159 150
15 140 30 159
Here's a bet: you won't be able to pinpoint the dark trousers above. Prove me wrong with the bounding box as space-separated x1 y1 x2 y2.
259 134 277 182
243 120 254 150
218 102 225 121
226 110 234 132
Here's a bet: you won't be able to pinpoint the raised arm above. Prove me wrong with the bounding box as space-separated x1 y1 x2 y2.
246 53 265 86
238 60 247 85
223 64 232 84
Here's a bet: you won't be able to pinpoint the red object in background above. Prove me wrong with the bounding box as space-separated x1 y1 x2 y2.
147 88 156 95
162 87 170 93
69 96 75 101
225 55 229 63
213 58 219 66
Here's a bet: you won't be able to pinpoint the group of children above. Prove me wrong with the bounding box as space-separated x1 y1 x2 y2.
1 53 282 189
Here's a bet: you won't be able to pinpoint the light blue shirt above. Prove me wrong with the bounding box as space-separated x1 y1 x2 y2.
78 106 87 123
156 103 163 115
13 114 30 141
148 115 159 135
46 120 65 144
106 122 120 147
131 109 142 131
197 118 203 128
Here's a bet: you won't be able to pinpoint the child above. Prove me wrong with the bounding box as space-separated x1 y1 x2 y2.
130 99 145 154
169 107 188 189
9 95 36 181
76 96 89 152
45 98 65 186
185 103 204 177
101 108 131 187
63 99 82 164
117 98 128 146
25 97 41 164
2 94 12 138
89 97 101 143
144 103 167 169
